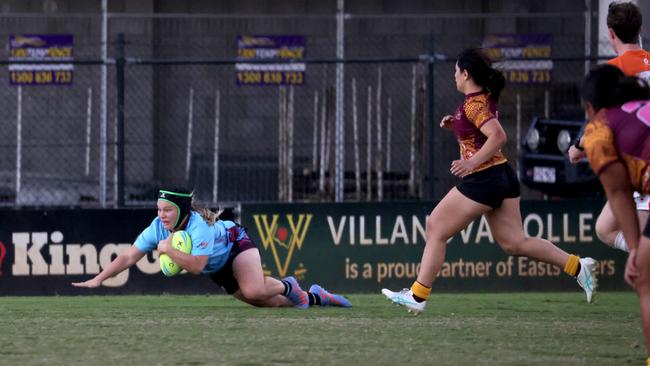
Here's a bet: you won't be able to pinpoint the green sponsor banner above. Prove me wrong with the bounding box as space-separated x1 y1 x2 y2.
241 200 629 293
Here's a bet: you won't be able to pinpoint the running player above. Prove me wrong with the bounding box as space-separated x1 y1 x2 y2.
382 49 598 314
580 64 650 366
569 1 649 252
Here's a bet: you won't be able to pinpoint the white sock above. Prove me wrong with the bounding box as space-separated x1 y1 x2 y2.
613 232 629 252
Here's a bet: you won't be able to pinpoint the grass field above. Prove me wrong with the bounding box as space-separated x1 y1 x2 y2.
0 292 645 366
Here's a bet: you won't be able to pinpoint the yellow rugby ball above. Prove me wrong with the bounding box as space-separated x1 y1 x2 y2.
160 231 192 277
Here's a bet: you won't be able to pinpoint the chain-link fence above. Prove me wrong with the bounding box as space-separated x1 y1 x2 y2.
0 9 633 207
129 60 431 204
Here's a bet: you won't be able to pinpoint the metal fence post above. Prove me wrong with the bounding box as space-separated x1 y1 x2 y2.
116 33 125 208
426 33 436 201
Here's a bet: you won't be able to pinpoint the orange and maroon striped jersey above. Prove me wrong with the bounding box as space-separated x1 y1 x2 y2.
583 101 650 194
452 91 507 174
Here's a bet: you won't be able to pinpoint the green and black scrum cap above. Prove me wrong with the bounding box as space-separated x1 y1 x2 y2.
158 189 193 230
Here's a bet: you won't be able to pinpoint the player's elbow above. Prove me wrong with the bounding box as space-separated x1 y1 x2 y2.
495 128 507 146
186 264 204 275
187 267 203 275
123 249 144 267
187 256 208 275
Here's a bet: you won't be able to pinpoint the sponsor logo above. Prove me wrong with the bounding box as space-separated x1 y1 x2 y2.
11 35 46 48
253 214 312 279
8 231 159 286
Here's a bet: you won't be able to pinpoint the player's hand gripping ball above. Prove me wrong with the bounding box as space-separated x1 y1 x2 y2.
160 231 192 277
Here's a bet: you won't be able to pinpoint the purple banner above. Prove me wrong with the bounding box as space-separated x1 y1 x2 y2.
9 34 74 86
482 34 552 85
236 35 305 86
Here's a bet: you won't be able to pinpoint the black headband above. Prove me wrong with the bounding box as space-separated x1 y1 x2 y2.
158 190 193 230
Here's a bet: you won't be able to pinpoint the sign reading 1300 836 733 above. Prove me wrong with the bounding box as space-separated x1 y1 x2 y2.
9 34 74 86
236 35 305 87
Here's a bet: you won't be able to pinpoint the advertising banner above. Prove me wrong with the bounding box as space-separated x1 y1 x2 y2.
235 34 305 86
0 201 629 295
242 201 627 293
482 34 552 84
9 34 74 86
0 209 219 295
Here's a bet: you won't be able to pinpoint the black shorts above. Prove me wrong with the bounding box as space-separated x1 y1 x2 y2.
209 227 258 294
456 162 520 209
644 214 650 238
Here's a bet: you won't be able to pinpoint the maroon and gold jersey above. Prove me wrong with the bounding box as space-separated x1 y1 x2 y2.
452 91 507 174
583 101 650 194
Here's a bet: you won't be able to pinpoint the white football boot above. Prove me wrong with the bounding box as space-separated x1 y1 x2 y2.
576 257 598 303
381 288 427 314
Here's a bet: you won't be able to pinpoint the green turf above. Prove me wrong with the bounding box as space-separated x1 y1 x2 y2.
0 292 645 365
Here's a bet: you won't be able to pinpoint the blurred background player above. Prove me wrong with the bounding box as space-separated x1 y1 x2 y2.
607 1 650 81
580 64 650 366
382 48 598 314
569 1 649 252
72 188 351 309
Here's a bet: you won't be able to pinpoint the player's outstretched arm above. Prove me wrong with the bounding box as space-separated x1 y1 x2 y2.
72 245 145 288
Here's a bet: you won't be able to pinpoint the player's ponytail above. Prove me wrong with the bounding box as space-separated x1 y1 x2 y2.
192 201 238 225
486 68 506 102
457 48 506 102
582 64 650 110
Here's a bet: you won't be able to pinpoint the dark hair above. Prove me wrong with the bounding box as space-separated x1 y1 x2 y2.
582 64 650 110
607 1 642 44
456 48 506 102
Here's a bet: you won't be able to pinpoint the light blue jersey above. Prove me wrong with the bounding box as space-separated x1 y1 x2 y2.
134 211 237 274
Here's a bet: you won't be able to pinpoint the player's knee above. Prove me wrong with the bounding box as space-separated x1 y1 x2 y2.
635 278 650 295
425 214 436 234
595 216 613 244
635 265 650 293
238 285 267 301
594 228 609 244
498 239 522 256
425 216 448 244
